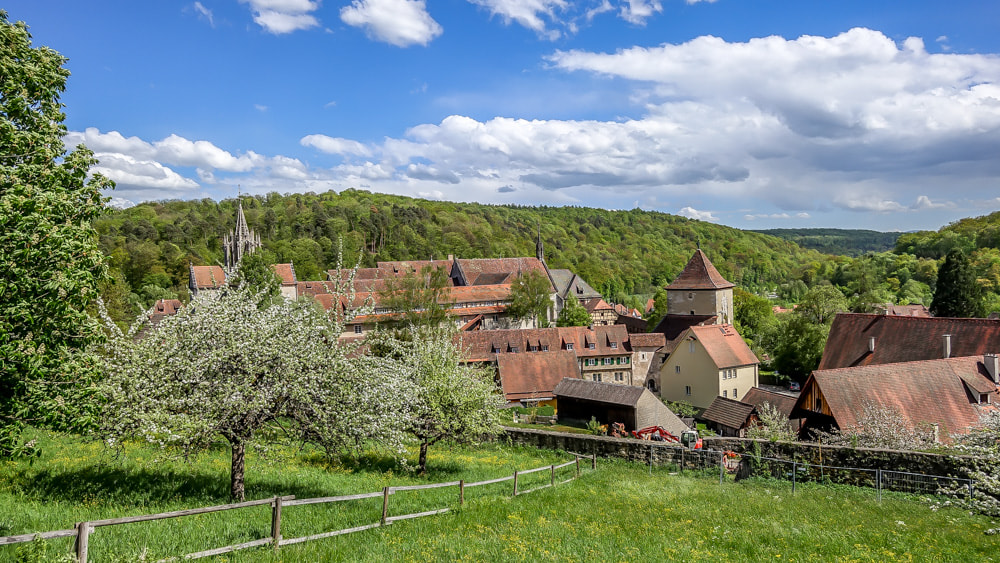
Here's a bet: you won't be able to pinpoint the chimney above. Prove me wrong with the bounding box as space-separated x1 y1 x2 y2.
985 353 999 384
868 337 876 353
943 334 952 359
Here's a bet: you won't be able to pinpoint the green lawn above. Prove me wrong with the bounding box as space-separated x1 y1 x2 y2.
1 429 996 562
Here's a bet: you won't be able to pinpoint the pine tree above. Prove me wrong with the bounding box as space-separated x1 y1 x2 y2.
931 249 984 318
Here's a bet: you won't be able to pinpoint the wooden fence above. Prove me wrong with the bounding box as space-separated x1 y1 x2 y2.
0 453 595 562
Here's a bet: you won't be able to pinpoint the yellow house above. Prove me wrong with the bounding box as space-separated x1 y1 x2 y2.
658 324 759 409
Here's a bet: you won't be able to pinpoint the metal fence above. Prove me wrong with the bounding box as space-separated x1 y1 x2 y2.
629 442 974 501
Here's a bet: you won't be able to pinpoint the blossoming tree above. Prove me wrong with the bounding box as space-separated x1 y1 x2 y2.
101 279 409 501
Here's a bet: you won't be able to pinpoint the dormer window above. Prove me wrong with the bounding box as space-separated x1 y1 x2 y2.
510 346 519 353
589 343 595 350
529 345 538 352
566 343 574 350
610 342 618 349
542 345 549 351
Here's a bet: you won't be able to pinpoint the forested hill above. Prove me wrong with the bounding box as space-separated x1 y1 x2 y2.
97 189 831 305
895 210 1000 259
751 228 900 256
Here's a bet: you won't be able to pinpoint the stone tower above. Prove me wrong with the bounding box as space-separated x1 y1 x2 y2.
223 200 261 270
665 249 735 325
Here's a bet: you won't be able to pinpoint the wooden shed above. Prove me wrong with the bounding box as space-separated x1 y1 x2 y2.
554 378 688 435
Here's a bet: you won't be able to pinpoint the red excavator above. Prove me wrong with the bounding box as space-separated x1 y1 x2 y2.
631 426 702 449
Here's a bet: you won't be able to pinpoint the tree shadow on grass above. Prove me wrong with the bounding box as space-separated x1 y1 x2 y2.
297 449 465 479
10 464 338 508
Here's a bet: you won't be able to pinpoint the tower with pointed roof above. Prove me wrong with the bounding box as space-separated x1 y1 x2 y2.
223 200 261 270
665 249 735 325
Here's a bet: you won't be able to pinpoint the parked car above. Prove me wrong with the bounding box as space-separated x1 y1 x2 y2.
788 381 801 392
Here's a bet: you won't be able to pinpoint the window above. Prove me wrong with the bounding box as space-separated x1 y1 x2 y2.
566 343 574 350
542 345 549 352
641 353 647 361
589 343 596 350
733 388 737 398
610 342 618 349
689 341 695 353
685 385 691 396
723 390 727 398
688 292 694 300
675 365 681 374
648 379 657 392
594 373 602 382
615 372 623 382
624 357 630 364
529 345 538 352
815 397 822 411
510 347 519 353
354 324 362 334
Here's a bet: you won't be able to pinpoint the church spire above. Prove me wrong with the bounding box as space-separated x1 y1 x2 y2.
223 197 261 270
535 221 544 262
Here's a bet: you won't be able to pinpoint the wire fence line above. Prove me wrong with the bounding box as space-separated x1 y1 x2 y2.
628 441 975 501
0 453 595 562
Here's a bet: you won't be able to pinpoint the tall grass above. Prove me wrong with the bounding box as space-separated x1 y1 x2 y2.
1 429 996 562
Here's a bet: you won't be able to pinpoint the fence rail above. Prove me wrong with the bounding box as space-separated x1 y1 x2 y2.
0 453 596 562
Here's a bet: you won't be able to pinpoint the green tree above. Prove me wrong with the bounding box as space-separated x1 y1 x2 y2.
771 315 829 380
507 270 553 328
228 250 281 304
0 12 113 457
556 298 592 327
796 285 848 324
931 249 985 318
644 287 669 330
377 265 452 327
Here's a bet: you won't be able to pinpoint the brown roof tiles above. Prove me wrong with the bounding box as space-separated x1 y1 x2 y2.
666 249 734 290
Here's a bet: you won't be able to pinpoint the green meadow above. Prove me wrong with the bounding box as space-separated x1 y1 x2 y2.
1 429 995 562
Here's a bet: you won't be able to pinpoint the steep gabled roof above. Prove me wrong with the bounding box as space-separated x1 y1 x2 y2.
628 332 666 350
498 351 579 401
818 313 1000 370
795 355 997 437
689 324 759 368
455 257 553 289
652 314 717 354
583 298 613 313
702 396 756 430
548 269 602 301
553 378 646 407
190 265 226 289
271 263 297 286
666 249 734 290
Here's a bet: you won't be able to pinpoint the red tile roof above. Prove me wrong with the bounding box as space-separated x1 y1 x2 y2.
583 298 613 313
666 249 734 290
456 325 633 362
879 304 931 317
455 257 553 290
271 263 297 285
652 314 717 354
818 313 1000 370
629 332 666 349
190 265 226 289
497 351 580 401
796 355 998 437
689 324 759 368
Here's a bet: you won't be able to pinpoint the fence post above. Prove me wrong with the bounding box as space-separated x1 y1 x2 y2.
381 487 390 525
719 452 725 485
271 496 282 551
513 471 519 497
681 448 685 474
591 453 596 471
75 521 90 563
877 469 882 502
575 456 580 478
550 465 555 487
459 480 465 506
792 461 797 494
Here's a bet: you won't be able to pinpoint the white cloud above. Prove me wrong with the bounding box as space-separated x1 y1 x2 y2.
340 0 442 47
193 2 214 26
677 207 718 221
68 128 261 172
241 0 320 34
301 134 373 157
91 153 201 191
255 104 268 112
912 195 952 210
469 0 567 39
619 0 661 25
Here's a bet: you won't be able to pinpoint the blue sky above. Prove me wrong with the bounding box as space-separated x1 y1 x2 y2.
7 0 1000 231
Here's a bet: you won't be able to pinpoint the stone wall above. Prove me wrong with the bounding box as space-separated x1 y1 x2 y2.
504 427 985 481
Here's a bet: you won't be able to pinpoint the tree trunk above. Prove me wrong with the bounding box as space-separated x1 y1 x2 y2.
230 438 246 502
418 441 429 475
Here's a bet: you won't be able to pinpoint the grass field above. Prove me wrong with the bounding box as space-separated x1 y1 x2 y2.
1 429 996 562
